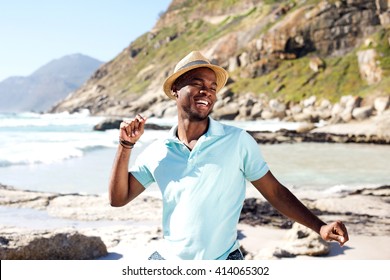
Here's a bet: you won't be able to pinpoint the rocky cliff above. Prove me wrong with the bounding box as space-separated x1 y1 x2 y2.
49 0 390 124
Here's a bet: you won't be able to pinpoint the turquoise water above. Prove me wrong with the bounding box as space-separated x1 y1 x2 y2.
261 142 390 192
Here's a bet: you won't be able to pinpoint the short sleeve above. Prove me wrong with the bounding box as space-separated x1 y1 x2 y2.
238 130 269 181
129 147 156 188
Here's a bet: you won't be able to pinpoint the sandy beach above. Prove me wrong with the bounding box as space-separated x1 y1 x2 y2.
96 223 390 261
1 183 389 260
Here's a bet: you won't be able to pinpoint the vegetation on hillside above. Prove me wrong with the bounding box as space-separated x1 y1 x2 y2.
124 0 389 104
65 0 389 112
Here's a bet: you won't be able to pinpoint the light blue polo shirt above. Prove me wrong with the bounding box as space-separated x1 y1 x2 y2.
130 117 269 260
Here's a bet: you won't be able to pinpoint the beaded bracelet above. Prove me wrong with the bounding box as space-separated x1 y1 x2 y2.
119 138 135 149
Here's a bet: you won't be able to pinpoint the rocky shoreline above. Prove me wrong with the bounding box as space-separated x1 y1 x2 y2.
91 92 390 145
94 108 390 145
1 183 389 260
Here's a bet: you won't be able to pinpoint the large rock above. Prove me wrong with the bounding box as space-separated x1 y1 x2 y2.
93 118 171 131
0 184 57 210
269 99 286 119
0 229 107 260
0 184 163 222
240 198 293 229
211 102 239 120
46 194 162 222
307 193 390 218
357 49 383 85
277 223 330 256
250 223 329 259
352 105 373 120
93 118 122 131
374 96 390 114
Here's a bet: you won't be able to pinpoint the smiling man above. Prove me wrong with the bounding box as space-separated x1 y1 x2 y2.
108 51 349 260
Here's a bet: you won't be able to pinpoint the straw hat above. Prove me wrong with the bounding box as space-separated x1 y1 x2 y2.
163 51 229 99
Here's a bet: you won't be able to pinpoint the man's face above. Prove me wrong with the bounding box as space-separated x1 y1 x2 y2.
173 67 218 122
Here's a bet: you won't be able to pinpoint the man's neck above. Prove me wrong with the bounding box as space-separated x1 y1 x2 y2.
177 117 209 150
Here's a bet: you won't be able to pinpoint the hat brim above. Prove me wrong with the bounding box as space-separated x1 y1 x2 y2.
163 64 228 99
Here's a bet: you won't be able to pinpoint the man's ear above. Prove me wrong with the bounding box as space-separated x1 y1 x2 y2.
171 85 179 98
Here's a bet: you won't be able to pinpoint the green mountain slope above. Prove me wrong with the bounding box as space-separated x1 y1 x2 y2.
50 0 390 118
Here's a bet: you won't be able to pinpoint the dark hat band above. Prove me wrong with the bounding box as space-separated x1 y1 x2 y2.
177 60 210 71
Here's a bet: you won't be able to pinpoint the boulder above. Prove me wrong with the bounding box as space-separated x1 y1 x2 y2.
302 95 317 107
212 103 239 120
277 223 330 256
352 106 373 120
376 111 390 140
374 96 390 114
93 118 171 131
0 184 57 210
240 198 292 229
289 104 302 115
250 223 329 259
356 49 383 85
261 109 276 120
309 56 325 72
295 122 316 133
93 118 122 131
162 105 177 118
249 102 263 119
269 99 286 115
0 229 107 260
292 112 314 122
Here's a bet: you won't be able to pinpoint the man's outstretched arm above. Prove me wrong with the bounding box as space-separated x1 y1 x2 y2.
251 171 349 246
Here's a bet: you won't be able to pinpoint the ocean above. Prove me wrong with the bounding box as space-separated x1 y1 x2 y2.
0 111 389 196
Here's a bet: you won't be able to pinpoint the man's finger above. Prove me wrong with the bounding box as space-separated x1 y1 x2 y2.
327 232 346 245
136 114 145 120
332 221 348 239
136 115 147 130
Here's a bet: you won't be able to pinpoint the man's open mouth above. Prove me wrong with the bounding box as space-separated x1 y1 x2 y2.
195 99 210 107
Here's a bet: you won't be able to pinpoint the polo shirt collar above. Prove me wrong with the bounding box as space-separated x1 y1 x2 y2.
205 117 225 137
167 117 225 142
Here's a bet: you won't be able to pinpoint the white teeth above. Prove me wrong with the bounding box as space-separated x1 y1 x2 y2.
196 100 208 105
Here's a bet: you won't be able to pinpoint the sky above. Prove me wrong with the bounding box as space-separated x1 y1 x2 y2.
0 0 172 82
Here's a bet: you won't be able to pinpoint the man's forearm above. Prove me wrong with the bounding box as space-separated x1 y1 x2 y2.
271 186 326 234
109 145 132 206
252 172 326 234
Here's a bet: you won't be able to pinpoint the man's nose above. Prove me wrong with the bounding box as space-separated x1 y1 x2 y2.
199 87 213 95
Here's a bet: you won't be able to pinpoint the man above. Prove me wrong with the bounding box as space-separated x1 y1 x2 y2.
109 51 349 260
